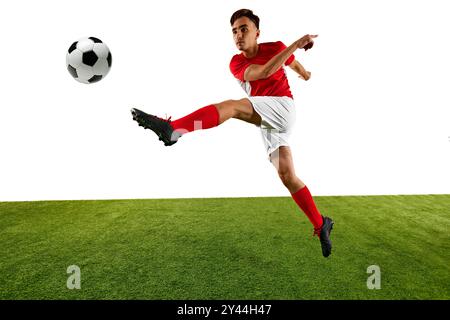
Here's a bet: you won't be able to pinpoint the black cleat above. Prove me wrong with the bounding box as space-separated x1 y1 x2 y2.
131 108 181 146
316 216 334 258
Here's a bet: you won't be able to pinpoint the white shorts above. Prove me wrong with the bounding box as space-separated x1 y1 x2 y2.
249 96 296 159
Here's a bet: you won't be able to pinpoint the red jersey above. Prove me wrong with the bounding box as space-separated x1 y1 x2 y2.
229 41 295 99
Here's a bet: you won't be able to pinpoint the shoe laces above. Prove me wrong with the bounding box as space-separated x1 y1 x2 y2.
163 114 172 123
164 114 173 123
152 114 172 123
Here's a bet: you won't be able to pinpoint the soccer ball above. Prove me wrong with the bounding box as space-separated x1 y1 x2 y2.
66 37 112 84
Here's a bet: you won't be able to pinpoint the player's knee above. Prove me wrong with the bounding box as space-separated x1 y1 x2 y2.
220 99 239 106
216 100 236 117
224 99 241 117
221 99 237 108
278 170 295 186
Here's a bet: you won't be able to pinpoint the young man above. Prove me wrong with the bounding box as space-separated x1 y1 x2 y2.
131 9 334 257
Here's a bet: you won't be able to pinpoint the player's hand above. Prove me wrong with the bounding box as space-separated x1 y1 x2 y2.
299 71 311 81
296 34 318 51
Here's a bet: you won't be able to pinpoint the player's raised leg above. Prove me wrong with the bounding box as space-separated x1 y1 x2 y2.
270 146 334 257
215 98 262 125
130 98 261 146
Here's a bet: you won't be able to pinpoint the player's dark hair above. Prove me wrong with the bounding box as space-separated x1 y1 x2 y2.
230 9 260 29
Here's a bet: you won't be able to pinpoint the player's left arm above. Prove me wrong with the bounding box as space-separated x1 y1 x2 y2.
288 60 311 81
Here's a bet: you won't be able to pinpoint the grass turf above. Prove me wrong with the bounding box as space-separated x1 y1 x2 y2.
0 195 449 300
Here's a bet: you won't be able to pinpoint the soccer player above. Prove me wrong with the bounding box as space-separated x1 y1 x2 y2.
131 9 334 257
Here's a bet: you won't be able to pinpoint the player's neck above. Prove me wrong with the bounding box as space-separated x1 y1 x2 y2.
243 44 259 59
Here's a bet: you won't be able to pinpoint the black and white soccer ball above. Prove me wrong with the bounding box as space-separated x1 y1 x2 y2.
66 37 112 84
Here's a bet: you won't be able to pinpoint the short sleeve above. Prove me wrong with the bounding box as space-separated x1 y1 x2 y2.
230 55 250 81
277 41 295 66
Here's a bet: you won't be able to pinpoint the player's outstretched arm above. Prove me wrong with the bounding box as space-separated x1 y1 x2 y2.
244 34 318 82
288 60 311 81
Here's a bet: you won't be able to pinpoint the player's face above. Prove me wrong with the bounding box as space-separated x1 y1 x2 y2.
232 17 259 51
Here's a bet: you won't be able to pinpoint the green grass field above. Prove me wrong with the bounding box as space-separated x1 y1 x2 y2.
0 195 449 300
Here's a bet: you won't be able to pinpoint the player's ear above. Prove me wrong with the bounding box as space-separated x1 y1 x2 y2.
256 29 260 39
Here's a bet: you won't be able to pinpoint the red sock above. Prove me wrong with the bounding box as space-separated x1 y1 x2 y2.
171 105 219 134
291 186 324 231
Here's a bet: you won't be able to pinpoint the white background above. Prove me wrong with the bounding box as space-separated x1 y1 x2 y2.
0 0 449 201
